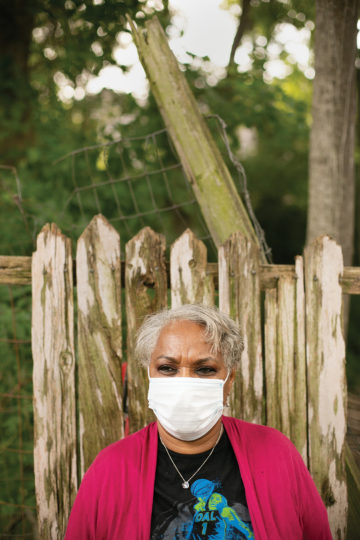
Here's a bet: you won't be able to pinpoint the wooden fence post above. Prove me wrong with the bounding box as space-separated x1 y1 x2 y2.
218 232 263 423
170 229 214 307
32 224 77 539
125 227 167 433
304 235 347 538
264 258 307 463
76 215 124 476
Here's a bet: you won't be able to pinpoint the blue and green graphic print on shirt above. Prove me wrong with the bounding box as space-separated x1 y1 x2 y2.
187 478 254 539
183 478 254 540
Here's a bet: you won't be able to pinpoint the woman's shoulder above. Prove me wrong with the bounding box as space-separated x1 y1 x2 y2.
222 416 298 455
87 422 157 473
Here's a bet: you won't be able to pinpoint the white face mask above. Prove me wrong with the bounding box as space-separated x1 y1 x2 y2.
147 370 229 441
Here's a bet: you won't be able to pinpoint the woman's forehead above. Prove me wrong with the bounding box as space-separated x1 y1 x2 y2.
155 320 207 346
151 320 224 363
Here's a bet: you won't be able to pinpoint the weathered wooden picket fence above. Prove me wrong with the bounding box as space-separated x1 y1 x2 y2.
2 213 360 539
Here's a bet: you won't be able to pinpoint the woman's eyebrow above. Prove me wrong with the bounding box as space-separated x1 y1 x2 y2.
194 357 217 365
154 356 217 364
155 355 179 363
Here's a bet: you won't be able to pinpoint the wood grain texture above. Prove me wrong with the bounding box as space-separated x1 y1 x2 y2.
128 16 260 252
0 255 31 284
170 229 214 307
218 232 263 423
265 257 307 463
304 236 347 539
32 223 77 539
76 215 123 476
125 227 167 433
3 254 360 292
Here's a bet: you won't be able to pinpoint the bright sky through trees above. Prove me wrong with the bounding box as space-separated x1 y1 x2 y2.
82 0 314 102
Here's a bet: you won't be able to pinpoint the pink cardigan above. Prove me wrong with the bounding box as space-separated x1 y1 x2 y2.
65 417 332 539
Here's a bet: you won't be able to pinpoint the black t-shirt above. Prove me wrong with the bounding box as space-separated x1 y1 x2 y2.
150 430 254 539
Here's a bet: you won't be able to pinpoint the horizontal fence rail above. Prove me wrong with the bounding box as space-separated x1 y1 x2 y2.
2 255 360 294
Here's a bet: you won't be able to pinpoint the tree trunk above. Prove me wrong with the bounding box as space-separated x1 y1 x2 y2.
306 0 358 267
0 0 35 161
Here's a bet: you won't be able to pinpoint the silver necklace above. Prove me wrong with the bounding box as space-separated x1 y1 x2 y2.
159 425 223 489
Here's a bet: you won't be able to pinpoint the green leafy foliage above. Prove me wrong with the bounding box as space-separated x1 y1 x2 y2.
0 286 34 536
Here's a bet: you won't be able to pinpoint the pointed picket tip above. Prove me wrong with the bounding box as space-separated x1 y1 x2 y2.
170 228 214 307
36 222 69 250
171 227 198 244
220 229 259 246
78 213 120 242
305 234 342 251
126 225 162 245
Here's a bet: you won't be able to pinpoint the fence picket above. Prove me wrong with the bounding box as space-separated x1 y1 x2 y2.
125 227 167 432
267 257 307 461
76 215 123 476
264 287 279 428
170 229 214 307
293 256 307 463
304 236 347 538
218 232 263 423
32 224 77 539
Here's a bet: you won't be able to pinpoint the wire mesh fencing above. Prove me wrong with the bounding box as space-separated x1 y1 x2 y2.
0 285 37 539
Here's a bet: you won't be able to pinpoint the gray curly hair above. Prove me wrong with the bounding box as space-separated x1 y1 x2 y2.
135 304 244 370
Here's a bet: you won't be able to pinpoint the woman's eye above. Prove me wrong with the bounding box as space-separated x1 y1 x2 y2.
157 365 177 375
196 367 216 376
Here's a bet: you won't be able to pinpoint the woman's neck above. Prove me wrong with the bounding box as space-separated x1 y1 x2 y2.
157 419 223 454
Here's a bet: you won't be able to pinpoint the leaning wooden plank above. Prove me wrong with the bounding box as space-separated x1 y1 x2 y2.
128 16 261 254
304 235 347 539
125 227 167 433
76 215 123 476
32 223 77 539
218 232 263 423
0 255 31 285
170 229 214 307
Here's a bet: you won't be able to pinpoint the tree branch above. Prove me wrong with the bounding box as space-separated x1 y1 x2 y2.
228 0 252 67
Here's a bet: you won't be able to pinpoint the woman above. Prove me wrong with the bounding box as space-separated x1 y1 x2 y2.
65 304 332 539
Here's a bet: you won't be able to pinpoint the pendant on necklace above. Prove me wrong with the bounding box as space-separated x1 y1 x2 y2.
182 481 190 489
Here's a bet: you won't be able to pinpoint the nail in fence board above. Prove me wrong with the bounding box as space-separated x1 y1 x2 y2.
32 224 77 539
170 229 214 307
125 227 167 433
218 232 263 423
304 236 347 539
76 215 124 476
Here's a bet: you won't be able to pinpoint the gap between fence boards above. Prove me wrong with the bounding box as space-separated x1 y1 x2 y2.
1 255 359 294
